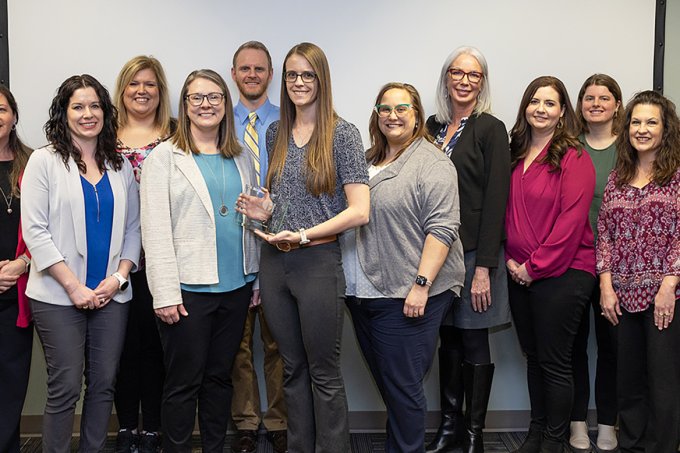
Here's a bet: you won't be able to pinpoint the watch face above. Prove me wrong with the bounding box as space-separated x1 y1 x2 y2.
120 280 129 291
415 275 427 286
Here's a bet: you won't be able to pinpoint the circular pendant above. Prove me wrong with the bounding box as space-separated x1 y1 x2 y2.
7 208 12 214
219 205 228 217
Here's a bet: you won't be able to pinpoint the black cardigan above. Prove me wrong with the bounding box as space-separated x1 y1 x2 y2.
426 112 510 268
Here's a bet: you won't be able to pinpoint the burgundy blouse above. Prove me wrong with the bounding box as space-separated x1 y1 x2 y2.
505 145 596 280
596 169 680 312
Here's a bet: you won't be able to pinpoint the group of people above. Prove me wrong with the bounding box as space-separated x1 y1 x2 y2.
0 39 679 453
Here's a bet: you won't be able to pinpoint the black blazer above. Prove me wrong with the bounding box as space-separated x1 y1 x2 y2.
426 113 510 268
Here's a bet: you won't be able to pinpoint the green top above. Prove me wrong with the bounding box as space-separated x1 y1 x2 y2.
579 133 617 239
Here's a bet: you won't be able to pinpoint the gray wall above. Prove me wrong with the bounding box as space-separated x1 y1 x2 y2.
9 0 656 422
664 0 680 104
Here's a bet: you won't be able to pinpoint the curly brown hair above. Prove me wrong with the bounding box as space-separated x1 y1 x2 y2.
615 90 680 187
44 74 122 173
510 76 581 171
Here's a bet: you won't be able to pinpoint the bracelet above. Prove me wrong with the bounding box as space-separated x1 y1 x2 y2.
299 228 310 246
18 255 30 274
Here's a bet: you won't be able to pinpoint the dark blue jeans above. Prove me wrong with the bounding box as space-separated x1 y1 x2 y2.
347 290 453 453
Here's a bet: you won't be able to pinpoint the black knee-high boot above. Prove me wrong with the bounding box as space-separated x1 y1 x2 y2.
462 362 494 453
426 348 465 453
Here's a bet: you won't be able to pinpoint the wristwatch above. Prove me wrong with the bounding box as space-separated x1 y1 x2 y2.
112 272 129 291
299 228 311 246
415 275 432 287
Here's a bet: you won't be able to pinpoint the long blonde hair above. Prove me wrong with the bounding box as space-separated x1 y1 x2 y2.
266 42 338 196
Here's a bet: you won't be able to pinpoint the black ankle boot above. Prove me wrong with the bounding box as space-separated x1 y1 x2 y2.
539 436 568 453
426 348 464 453
462 362 494 453
512 426 543 453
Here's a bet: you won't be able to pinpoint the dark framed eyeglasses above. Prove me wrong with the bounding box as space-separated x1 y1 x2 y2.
374 104 414 118
284 71 317 83
185 92 225 106
447 68 483 84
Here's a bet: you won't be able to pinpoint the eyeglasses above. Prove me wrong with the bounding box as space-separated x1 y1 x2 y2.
284 71 317 83
447 68 483 84
374 104 414 117
185 92 225 106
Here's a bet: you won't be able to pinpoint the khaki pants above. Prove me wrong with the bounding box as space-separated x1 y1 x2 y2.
231 305 287 431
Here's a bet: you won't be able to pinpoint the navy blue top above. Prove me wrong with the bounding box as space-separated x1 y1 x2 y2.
81 173 114 289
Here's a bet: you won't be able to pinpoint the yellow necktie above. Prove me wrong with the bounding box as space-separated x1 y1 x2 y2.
245 112 260 185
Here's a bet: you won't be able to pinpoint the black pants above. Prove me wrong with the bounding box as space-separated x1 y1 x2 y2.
509 269 595 443
158 285 251 453
0 299 33 453
115 270 165 432
616 302 680 453
570 282 617 424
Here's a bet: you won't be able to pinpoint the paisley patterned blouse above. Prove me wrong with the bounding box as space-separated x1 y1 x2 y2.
597 169 680 312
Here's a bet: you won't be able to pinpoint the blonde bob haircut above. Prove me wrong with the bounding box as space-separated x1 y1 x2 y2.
434 46 493 124
267 42 338 196
114 55 174 137
172 69 241 158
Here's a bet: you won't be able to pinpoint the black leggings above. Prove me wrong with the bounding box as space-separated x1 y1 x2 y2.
570 283 617 424
439 325 490 365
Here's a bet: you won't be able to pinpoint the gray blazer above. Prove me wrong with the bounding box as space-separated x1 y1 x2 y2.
357 138 465 298
21 146 141 305
140 141 260 309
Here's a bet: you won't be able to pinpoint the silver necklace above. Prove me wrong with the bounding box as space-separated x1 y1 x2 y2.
0 185 13 214
199 154 228 217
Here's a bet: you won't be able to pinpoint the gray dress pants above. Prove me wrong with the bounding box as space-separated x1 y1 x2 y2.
260 242 350 453
31 299 128 453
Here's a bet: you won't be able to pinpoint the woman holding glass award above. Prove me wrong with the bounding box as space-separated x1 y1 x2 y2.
238 42 369 453
140 69 259 453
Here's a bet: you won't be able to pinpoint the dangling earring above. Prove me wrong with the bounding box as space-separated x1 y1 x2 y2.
12 124 16 130
557 118 564 129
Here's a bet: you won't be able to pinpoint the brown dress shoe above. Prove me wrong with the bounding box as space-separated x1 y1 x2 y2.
267 429 288 453
231 429 258 453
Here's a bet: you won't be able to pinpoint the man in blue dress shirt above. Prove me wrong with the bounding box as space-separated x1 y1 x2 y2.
229 41 285 453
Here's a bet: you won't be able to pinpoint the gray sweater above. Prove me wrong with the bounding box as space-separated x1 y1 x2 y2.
357 138 464 298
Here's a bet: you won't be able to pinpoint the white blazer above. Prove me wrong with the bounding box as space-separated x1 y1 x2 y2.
140 141 260 309
21 146 141 306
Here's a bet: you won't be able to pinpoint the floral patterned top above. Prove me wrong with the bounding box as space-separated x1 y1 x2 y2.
116 137 164 183
596 169 680 312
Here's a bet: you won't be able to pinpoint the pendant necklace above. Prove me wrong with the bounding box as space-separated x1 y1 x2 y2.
201 153 228 217
0 185 13 214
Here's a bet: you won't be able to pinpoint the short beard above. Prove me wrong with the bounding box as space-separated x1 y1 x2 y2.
237 80 268 102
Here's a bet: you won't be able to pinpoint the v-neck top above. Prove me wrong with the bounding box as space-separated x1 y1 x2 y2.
81 172 114 289
597 169 680 312
505 144 596 280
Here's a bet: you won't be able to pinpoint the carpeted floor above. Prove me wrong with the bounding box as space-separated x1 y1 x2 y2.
18 431 539 452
